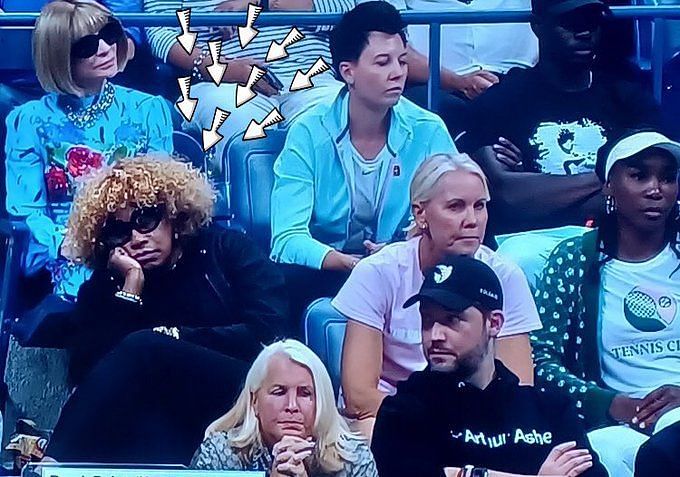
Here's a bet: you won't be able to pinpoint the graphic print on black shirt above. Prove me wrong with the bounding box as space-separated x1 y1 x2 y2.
529 118 606 175
460 67 661 175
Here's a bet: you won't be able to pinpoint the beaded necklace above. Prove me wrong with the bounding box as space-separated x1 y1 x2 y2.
63 81 115 129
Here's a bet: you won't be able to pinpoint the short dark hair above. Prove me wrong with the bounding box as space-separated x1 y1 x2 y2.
329 1 407 80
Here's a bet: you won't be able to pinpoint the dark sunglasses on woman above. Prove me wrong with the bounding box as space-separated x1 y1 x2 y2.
100 205 165 249
71 19 124 59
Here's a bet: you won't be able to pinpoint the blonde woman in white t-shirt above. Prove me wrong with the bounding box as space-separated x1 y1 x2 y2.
332 153 542 438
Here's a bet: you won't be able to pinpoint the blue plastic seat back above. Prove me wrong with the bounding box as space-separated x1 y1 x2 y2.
225 130 286 251
303 297 347 395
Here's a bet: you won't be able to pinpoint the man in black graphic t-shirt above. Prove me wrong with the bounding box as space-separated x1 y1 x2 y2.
458 0 661 234
371 257 607 477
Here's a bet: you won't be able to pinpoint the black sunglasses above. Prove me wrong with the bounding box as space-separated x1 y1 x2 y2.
71 19 124 59
100 205 165 249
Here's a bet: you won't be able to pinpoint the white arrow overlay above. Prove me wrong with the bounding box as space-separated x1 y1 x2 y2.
235 65 266 107
289 57 331 92
206 40 227 85
175 8 197 54
243 107 284 141
175 76 198 122
238 3 262 49
266 27 304 62
202 108 230 151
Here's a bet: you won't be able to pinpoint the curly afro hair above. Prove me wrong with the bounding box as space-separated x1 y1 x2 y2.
62 154 216 267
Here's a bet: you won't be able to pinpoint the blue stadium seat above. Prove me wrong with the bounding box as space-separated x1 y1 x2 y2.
303 297 347 395
225 130 287 251
172 130 205 171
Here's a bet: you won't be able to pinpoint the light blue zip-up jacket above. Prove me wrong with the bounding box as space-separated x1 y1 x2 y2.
270 88 456 269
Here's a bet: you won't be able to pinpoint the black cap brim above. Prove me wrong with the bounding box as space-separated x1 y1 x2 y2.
403 289 474 312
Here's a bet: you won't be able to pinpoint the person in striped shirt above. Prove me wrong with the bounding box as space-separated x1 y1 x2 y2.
144 0 351 176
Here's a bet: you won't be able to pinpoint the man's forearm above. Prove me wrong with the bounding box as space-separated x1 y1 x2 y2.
406 45 460 91
494 171 602 226
473 145 604 230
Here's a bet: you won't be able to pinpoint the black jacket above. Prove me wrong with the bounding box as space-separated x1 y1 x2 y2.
66 226 289 384
371 361 608 477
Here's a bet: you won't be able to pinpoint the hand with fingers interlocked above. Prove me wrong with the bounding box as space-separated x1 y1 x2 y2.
270 436 315 477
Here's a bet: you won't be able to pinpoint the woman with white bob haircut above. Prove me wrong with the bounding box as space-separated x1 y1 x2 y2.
191 339 378 477
333 153 543 437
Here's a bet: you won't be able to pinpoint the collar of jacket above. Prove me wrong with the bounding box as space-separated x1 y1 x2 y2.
401 359 520 400
322 86 413 157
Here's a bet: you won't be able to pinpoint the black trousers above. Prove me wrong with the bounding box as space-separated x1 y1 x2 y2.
634 421 680 477
278 264 350 334
46 330 249 465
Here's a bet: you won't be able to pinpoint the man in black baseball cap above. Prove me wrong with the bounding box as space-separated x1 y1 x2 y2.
403 255 504 380
371 256 608 477
531 0 606 19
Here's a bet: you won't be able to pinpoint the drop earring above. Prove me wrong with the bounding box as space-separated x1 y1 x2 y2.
605 196 616 215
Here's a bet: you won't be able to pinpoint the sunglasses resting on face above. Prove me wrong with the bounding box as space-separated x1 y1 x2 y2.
71 19 124 59
100 205 165 249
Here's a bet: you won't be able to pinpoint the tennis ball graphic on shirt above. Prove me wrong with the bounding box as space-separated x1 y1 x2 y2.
623 287 676 332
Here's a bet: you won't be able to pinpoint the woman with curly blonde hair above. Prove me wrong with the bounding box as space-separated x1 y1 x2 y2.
43 155 289 464
56 155 289 383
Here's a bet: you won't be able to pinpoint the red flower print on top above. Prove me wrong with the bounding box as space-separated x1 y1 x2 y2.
66 146 104 178
45 166 69 201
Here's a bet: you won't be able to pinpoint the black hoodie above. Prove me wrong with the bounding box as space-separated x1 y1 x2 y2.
371 361 608 477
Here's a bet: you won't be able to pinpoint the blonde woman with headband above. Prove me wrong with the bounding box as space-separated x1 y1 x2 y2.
191 339 378 477
332 153 542 437
5 0 172 299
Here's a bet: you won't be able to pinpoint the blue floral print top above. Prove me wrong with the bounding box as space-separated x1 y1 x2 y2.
5 82 173 297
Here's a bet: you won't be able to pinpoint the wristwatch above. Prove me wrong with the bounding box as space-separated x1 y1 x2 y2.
471 468 489 477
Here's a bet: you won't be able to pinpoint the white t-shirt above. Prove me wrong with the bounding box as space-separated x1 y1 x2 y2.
332 237 542 395
385 0 538 76
599 245 680 398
